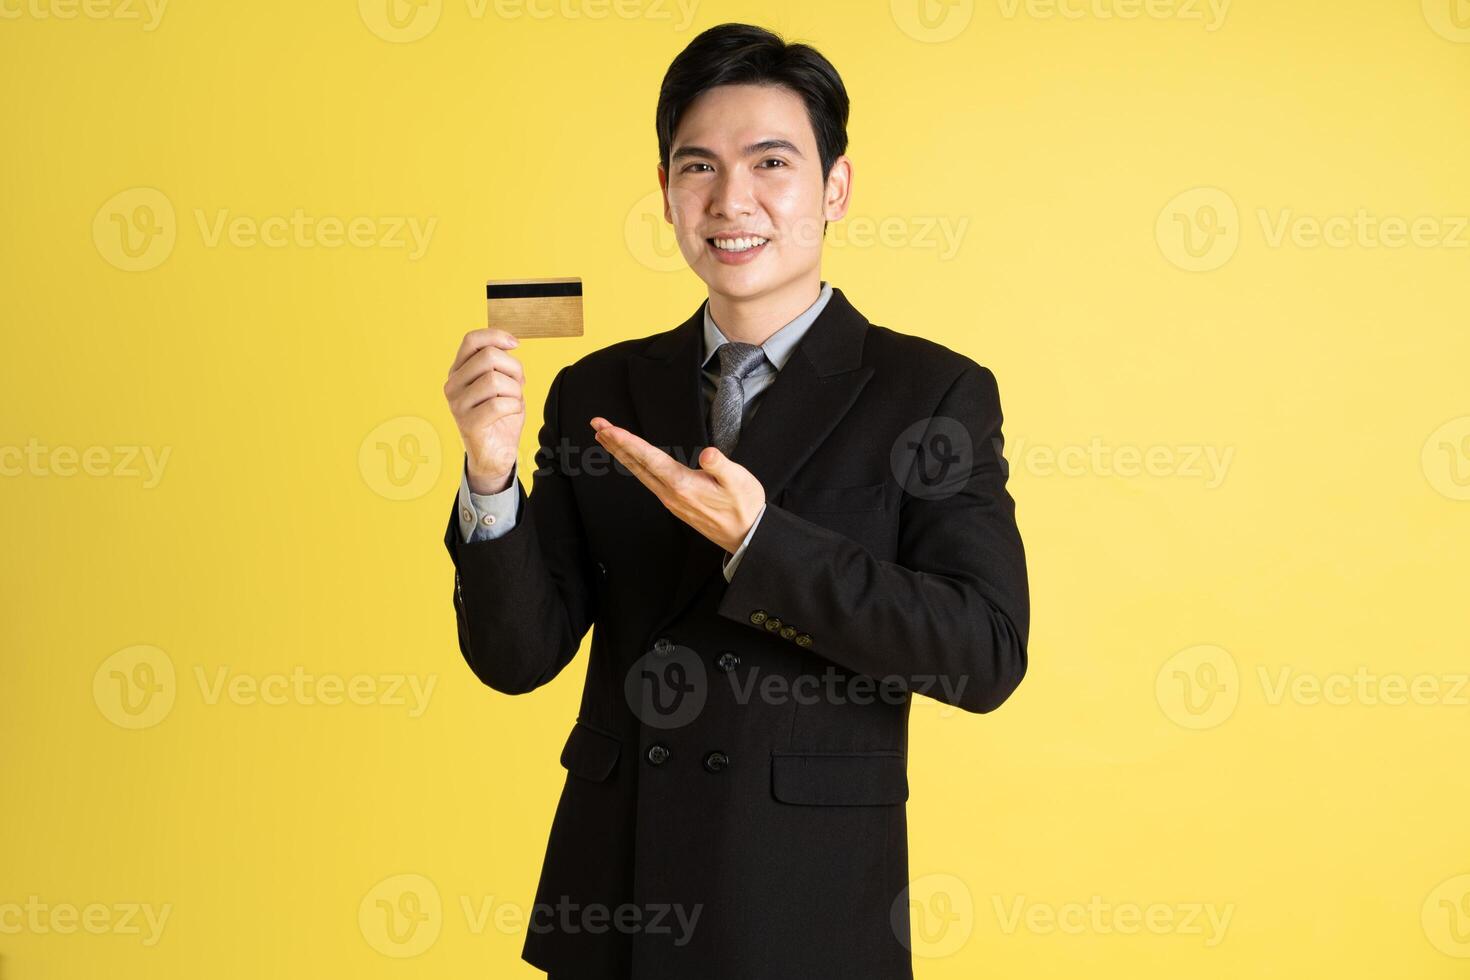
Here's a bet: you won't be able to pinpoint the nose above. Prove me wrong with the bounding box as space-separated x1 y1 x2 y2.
709 166 756 221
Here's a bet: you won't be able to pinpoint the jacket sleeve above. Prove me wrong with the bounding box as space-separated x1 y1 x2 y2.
442 363 597 694
715 363 1029 714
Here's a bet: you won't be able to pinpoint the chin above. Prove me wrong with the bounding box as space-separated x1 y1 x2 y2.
706 269 770 294
699 263 791 299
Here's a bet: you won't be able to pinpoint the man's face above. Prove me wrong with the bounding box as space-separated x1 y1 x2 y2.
660 83 848 302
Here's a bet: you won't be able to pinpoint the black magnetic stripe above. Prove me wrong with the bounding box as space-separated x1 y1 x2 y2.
486 281 582 300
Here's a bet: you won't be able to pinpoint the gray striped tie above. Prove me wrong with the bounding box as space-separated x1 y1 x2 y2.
709 341 766 456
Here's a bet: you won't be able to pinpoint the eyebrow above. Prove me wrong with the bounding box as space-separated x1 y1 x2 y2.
670 138 804 164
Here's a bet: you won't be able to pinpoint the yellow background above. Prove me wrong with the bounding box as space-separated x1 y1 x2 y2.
3 0 1468 976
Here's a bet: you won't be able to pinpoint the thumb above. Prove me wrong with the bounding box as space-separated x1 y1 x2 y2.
700 445 732 476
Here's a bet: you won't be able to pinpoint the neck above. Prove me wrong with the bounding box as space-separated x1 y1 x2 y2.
706 273 822 346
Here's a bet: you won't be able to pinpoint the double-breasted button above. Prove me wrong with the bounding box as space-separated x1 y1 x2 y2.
646 743 671 766
749 610 768 625
763 617 783 632
703 750 730 773
795 633 813 648
779 625 796 640
652 637 674 657
716 651 740 672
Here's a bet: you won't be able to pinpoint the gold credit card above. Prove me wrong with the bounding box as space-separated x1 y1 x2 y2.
485 277 583 338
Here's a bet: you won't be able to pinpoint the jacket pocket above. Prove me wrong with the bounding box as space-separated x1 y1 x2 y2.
559 720 622 782
770 750 908 806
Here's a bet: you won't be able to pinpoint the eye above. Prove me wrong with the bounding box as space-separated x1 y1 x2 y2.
761 159 789 168
683 163 713 173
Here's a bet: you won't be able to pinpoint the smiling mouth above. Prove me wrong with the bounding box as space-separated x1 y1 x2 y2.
707 236 770 253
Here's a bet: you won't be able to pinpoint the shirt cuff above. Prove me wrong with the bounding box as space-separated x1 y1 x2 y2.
458 457 519 543
722 503 766 582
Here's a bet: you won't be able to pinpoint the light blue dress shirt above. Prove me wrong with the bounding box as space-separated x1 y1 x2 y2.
456 281 834 584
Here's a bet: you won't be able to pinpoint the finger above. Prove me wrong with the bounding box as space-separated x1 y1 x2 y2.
453 370 521 416
597 425 686 492
596 426 657 485
595 430 681 510
448 328 519 377
449 344 525 393
698 446 735 484
445 349 525 405
463 395 524 430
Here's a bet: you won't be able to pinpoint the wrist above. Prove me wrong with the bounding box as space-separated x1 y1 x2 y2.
467 466 512 495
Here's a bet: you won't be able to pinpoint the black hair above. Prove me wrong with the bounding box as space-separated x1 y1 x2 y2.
656 23 850 185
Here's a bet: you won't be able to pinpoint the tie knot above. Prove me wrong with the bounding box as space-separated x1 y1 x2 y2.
715 341 766 382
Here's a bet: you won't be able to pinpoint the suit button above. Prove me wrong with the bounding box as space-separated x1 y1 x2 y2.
764 617 782 632
749 610 767 625
646 743 671 766
703 751 730 773
716 651 740 672
795 633 813 648
652 637 674 657
779 625 796 640
596 561 608 579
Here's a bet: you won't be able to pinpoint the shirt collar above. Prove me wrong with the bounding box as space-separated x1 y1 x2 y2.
701 280 833 373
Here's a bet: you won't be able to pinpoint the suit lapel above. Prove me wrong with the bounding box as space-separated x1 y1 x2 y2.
628 286 876 634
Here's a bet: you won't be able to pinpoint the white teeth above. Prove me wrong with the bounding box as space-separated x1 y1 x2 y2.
712 236 768 252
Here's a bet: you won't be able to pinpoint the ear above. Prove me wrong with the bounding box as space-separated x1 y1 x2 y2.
658 164 671 223
824 154 853 222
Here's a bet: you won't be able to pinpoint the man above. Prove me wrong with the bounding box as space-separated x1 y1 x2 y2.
441 22 1029 980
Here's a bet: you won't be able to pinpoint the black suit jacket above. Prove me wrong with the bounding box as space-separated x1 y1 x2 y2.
442 286 1029 979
